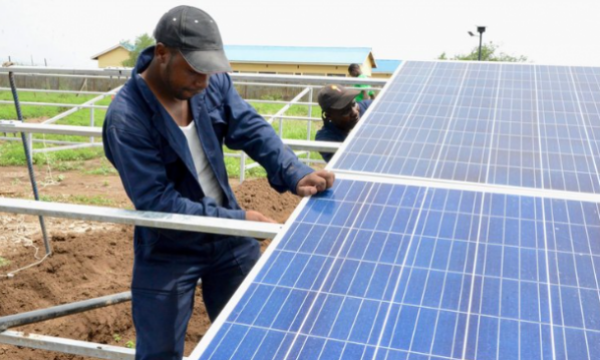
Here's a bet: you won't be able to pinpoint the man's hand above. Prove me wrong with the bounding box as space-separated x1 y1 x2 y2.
296 170 335 197
246 210 277 223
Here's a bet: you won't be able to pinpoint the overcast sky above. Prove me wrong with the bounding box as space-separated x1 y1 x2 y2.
1 0 599 68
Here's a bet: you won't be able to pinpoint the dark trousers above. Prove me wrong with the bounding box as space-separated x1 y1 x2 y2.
131 236 260 360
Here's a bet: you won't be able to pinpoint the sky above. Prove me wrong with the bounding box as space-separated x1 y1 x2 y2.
1 0 599 68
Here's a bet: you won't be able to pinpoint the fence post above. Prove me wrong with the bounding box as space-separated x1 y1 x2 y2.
278 117 283 138
307 87 313 163
239 152 246 183
8 70 50 254
90 107 95 143
27 133 33 158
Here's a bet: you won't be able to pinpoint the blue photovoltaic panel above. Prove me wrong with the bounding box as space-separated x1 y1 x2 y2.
570 67 600 162
195 179 600 359
536 66 600 192
333 61 600 194
191 60 600 359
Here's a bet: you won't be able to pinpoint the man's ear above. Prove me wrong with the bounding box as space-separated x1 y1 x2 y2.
154 43 170 64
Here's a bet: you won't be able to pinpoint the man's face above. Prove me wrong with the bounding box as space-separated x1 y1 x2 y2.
349 67 361 77
162 49 210 100
327 101 360 133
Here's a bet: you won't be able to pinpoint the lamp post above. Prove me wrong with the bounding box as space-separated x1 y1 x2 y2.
468 26 486 61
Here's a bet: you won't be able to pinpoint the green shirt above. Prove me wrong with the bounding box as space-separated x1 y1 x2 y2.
353 74 375 101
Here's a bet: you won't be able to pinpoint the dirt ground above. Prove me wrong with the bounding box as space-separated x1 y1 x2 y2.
0 162 300 359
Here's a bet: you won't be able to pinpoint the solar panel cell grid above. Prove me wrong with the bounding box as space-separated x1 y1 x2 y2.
333 62 600 194
194 179 600 359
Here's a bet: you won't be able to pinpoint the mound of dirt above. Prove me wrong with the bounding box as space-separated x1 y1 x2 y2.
0 178 301 360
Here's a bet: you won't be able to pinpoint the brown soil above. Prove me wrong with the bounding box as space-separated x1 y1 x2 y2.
0 163 300 360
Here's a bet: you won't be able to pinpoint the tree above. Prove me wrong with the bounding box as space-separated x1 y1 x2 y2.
122 33 155 67
438 41 528 62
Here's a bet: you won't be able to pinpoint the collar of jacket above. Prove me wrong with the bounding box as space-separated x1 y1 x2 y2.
129 46 217 186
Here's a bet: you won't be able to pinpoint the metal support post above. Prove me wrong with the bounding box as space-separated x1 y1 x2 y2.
90 107 95 143
27 133 33 159
0 198 281 239
0 292 132 331
0 331 137 360
240 152 246 183
278 117 283 138
8 71 51 255
307 87 313 162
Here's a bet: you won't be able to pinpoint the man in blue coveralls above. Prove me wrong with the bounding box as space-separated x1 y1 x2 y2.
315 84 372 162
102 6 335 359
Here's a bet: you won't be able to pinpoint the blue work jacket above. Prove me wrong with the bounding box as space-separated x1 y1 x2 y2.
315 100 372 162
102 47 313 258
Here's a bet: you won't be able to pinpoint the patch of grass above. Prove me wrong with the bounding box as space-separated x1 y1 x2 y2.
0 141 104 166
85 164 117 176
125 340 135 349
249 102 322 118
41 194 114 206
224 155 267 179
70 195 115 206
50 160 85 172
0 257 10 267
1 90 109 166
0 91 106 120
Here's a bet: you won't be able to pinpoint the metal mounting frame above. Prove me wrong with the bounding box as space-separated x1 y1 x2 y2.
0 68 376 359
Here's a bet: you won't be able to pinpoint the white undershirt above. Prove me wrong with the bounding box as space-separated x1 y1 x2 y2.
179 121 224 206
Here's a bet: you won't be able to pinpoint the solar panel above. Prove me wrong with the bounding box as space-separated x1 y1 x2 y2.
190 61 600 360
333 62 600 194
192 178 600 359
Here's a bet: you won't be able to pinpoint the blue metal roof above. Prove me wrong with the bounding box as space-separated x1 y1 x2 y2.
119 42 135 52
372 59 402 73
224 45 373 65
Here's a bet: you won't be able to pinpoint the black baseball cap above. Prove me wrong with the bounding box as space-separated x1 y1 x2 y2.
318 85 360 110
154 6 232 73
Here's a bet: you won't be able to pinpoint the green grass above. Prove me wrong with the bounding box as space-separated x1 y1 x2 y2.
112 334 135 348
84 159 118 175
1 91 324 178
1 90 110 169
40 194 115 206
0 257 10 268
0 91 111 120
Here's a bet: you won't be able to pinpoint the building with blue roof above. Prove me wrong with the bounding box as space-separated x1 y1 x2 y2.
224 45 376 77
92 43 390 77
371 59 403 79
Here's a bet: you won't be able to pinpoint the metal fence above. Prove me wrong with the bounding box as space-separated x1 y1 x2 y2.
0 67 385 180
0 66 386 359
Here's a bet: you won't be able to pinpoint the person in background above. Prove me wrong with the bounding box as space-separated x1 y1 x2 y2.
315 84 372 162
348 63 376 101
102 6 334 360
